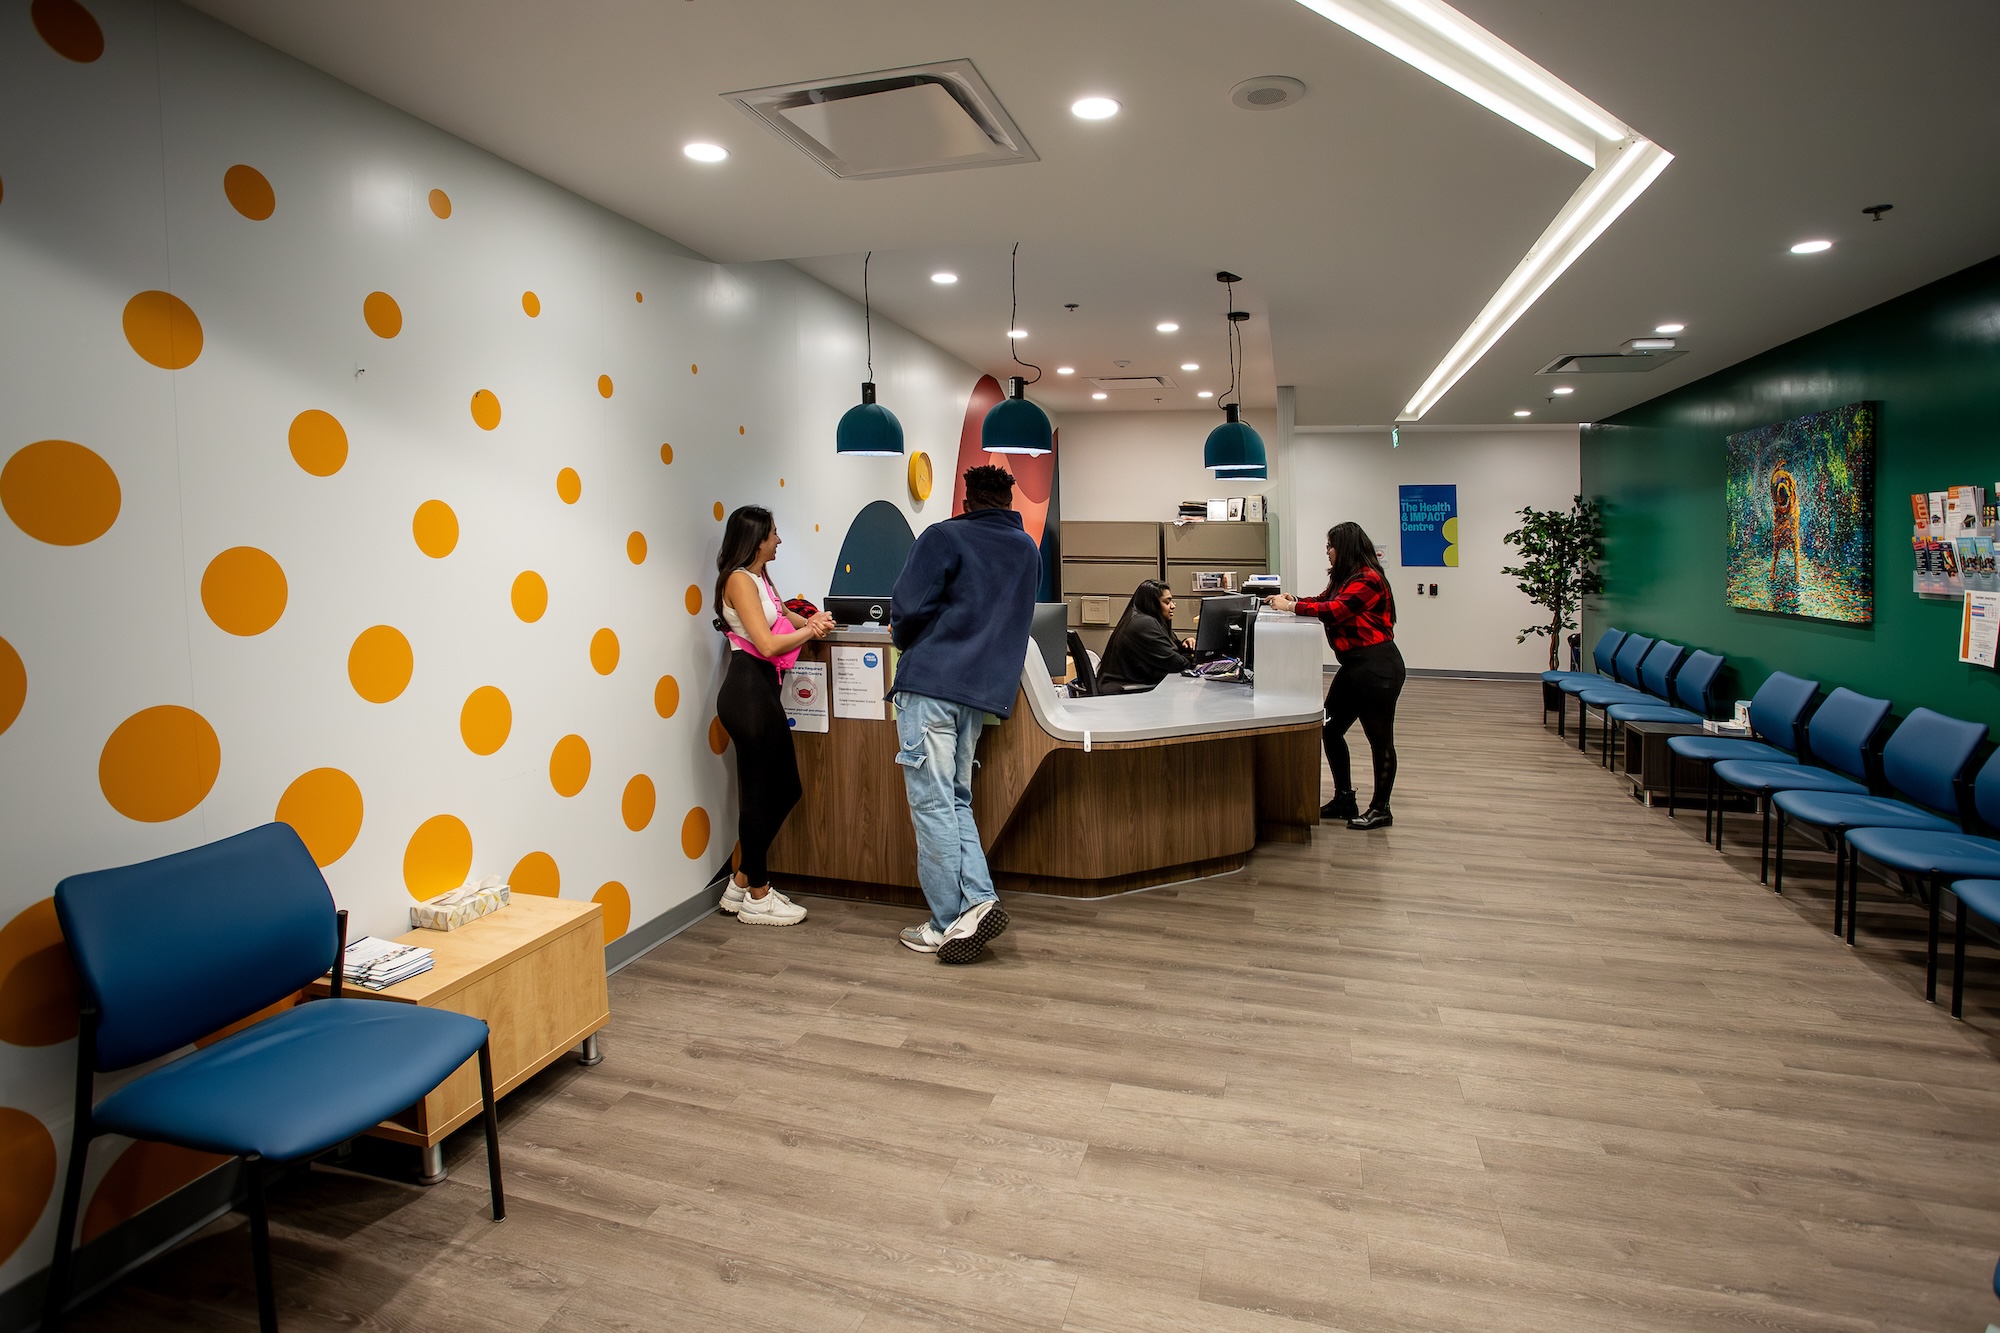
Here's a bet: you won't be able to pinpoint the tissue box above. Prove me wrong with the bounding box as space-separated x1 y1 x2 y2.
411 875 511 931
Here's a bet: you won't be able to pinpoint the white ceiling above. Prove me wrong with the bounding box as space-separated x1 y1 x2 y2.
187 0 2000 426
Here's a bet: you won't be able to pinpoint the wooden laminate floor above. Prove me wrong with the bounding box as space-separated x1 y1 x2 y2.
71 679 2000 1332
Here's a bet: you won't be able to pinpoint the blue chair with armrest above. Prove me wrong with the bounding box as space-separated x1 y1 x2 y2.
1771 708 1986 938
1560 632 1652 752
1542 627 1626 736
1664 671 1820 844
1580 640 1686 768
1712 687 1891 885
1603 649 1725 769
1844 751 2000 1006
44 822 506 1333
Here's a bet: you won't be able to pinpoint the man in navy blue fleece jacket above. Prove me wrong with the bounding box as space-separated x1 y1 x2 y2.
888 464 1042 963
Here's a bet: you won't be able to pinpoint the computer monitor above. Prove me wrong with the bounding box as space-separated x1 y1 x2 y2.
1030 602 1070 678
1194 594 1260 659
825 595 891 628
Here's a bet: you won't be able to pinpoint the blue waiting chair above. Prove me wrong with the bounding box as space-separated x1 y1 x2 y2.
1603 649 1726 769
1580 640 1687 767
1542 627 1625 736
1560 632 1653 752
1664 671 1821 843
1943 879 2000 1018
1845 752 2000 1006
44 823 506 1333
1772 708 1987 939
1712 687 1892 885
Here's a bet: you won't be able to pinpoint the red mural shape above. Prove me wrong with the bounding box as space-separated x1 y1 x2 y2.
951 374 1054 546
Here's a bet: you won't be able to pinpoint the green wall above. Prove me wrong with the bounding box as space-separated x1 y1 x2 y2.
1582 253 2000 723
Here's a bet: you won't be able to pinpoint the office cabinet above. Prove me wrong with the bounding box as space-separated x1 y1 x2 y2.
1061 522 1163 655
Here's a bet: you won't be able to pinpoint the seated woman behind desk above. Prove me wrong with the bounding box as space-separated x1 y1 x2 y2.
1096 579 1195 693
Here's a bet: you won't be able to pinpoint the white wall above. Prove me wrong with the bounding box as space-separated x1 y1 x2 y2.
0 0 977 1281
1053 408 1280 522
1290 428 1580 673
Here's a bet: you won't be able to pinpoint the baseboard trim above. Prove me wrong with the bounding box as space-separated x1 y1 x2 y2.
605 886 724 975
1323 666 1539 682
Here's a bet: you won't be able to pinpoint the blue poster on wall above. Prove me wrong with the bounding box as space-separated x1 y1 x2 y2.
1399 484 1459 567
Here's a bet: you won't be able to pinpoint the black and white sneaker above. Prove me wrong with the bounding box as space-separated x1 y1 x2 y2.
938 901 1009 965
1347 807 1393 830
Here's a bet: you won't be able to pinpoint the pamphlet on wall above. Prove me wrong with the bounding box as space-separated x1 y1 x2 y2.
781 660 829 732
1960 538 1999 594
1961 590 2000 667
829 644 887 720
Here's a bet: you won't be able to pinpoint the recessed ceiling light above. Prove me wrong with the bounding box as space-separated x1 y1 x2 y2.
1513 409 1532 417
1181 362 1199 371
1007 329 1027 339
1551 386 1574 395
1197 390 1214 399
1790 239 1833 254
1156 322 1179 333
1071 96 1120 120
1091 391 1108 400
930 272 957 284
1654 322 1685 334
683 142 728 163
1055 366 1075 375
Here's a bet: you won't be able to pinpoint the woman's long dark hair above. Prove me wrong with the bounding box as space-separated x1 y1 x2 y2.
713 505 775 631
1110 579 1173 641
1320 521 1394 622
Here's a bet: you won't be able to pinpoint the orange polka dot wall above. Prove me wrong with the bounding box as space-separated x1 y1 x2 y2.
0 0 977 1269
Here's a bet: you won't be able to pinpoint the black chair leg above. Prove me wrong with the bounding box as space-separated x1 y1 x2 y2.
1773 808 1786 894
1845 841 1859 946
41 1129 91 1332
1557 692 1566 738
1578 703 1588 752
1952 896 1969 1020
1759 798 1771 885
245 1154 277 1333
1831 831 1844 936
1926 879 1942 1003
1668 757 1677 818
478 1041 507 1222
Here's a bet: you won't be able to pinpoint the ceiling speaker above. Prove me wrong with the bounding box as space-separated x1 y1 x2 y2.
1230 76 1307 111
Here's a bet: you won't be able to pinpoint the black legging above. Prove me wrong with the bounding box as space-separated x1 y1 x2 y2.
1324 640 1406 811
716 650 802 884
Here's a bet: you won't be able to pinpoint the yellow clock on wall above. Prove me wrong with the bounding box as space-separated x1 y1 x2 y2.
908 451 933 502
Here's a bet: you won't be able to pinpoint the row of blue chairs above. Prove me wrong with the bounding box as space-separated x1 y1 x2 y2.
1547 627 2000 1019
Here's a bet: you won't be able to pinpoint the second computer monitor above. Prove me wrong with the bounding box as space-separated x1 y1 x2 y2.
1030 602 1070 678
1194 594 1261 658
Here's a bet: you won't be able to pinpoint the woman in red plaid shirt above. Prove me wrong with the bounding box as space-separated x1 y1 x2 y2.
1267 522 1406 830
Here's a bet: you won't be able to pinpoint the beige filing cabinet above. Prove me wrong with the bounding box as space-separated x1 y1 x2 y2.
1061 521 1162 655
1165 522 1270 634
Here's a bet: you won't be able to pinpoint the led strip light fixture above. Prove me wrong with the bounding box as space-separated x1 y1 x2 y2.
1291 0 1673 420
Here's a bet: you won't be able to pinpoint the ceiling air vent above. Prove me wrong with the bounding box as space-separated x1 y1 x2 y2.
723 60 1036 180
1539 348 1686 374
1087 375 1178 391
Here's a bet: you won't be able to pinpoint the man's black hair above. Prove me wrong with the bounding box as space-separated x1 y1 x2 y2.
963 464 1015 510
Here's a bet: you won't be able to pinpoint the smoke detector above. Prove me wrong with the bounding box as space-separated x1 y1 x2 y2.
1231 76 1307 111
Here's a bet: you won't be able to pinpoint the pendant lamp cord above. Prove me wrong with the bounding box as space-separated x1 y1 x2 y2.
863 250 874 382
1222 276 1241 409
1009 241 1043 385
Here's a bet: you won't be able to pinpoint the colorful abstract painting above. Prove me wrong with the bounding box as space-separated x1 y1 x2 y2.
1725 402 1874 624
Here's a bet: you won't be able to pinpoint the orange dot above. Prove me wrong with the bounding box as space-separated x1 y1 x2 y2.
590 628 620 676
593 882 631 943
556 468 581 504
683 584 703 616
690 363 699 374
404 814 473 900
712 502 724 521
200 546 287 636
274 767 364 867
412 499 458 558
83 1142 228 1246
597 374 614 398
738 426 745 435
659 443 674 465
512 571 548 622
779 478 786 487
470 389 501 431
510 851 559 898
708 716 728 754
621 775 656 831
363 290 402 339
122 290 202 369
634 291 643 303
1 440 119 546
223 164 274 221
549 733 591 797
347 625 413 703
287 410 347 476
0 1107 56 1267
626 531 647 564
30 0 102 62
428 188 452 219
654 674 680 719
459 685 511 755
521 291 541 318
0 899 78 1046
680 807 711 859
0 636 22 736
99 705 220 822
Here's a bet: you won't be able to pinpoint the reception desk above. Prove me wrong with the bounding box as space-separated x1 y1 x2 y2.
765 612 1326 903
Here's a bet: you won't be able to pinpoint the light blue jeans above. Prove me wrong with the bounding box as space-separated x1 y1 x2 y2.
893 692 999 933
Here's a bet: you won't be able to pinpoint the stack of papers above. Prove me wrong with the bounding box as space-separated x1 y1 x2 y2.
1702 719 1752 737
341 935 434 990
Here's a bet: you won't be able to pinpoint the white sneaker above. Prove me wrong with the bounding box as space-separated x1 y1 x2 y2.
718 879 747 914
899 923 945 953
737 888 806 926
939 901 1009 965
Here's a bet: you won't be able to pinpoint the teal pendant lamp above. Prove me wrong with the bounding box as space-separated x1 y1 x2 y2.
980 242 1052 456
837 251 904 456
1202 272 1266 475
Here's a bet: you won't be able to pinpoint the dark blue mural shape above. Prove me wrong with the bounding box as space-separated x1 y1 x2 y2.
829 499 917 596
